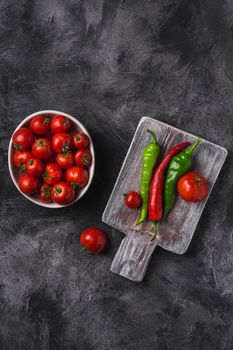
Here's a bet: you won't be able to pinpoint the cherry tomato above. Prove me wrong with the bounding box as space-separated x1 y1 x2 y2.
50 115 71 133
52 133 72 153
43 163 63 185
26 158 44 177
80 227 107 253
39 183 53 203
177 172 208 202
56 151 74 169
71 131 89 149
51 181 75 205
29 115 50 135
32 138 53 160
18 174 41 195
74 149 92 167
65 166 88 188
124 191 142 208
13 128 34 151
13 151 33 169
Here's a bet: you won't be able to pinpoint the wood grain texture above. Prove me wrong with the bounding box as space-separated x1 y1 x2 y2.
102 117 228 282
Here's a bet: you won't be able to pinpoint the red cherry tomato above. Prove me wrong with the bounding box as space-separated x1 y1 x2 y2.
51 181 75 205
43 163 63 185
13 128 34 151
124 191 142 208
26 158 44 177
18 174 41 195
80 227 107 253
50 115 71 133
177 172 208 202
13 151 33 169
65 166 88 188
56 152 74 169
74 149 92 167
32 138 53 160
71 131 89 149
39 183 53 203
52 133 72 153
29 115 50 135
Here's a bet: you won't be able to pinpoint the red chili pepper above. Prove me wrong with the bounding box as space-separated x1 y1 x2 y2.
149 141 191 221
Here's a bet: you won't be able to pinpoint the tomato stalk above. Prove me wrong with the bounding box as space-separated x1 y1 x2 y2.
83 155 89 165
13 144 21 150
63 119 69 126
71 182 79 190
43 170 49 180
149 221 158 241
55 187 62 194
44 187 51 198
20 163 26 172
62 141 70 152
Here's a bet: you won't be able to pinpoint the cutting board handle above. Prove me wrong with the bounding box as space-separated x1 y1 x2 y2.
110 230 158 282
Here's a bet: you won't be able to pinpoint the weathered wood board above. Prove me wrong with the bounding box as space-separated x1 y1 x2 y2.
102 117 228 282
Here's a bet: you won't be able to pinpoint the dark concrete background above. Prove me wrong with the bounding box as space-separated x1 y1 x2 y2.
0 1 233 349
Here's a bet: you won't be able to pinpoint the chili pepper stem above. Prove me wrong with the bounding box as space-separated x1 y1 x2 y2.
146 129 158 144
149 221 157 241
136 218 144 225
185 137 201 156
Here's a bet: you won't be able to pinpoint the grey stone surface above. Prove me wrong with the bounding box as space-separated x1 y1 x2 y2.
0 1 232 349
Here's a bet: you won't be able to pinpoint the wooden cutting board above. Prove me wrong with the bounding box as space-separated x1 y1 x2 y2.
102 117 228 282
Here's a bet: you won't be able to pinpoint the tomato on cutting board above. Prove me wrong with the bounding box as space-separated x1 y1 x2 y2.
124 191 142 208
177 172 208 202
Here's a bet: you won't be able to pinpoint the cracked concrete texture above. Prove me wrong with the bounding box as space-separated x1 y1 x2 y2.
0 0 233 349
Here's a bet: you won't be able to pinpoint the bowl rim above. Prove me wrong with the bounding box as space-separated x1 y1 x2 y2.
8 110 95 208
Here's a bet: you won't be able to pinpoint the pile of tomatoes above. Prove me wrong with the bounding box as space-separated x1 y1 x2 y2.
12 114 92 205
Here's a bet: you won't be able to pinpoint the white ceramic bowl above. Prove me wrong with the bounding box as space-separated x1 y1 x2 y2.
8 110 95 208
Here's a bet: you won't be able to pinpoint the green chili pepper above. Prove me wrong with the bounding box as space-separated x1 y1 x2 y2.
163 137 201 219
136 130 160 225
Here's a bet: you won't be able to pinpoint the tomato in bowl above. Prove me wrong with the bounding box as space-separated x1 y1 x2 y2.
8 110 95 208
